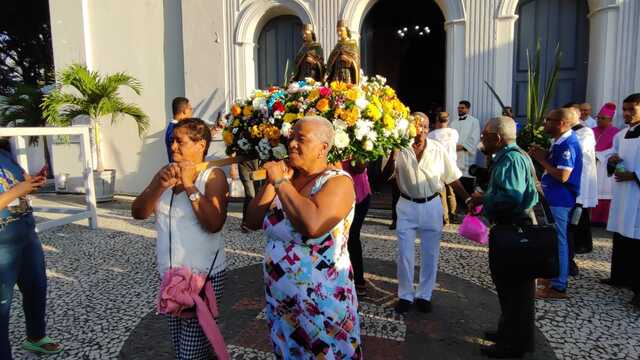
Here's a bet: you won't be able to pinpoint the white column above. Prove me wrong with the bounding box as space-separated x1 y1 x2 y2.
235 42 256 99
494 15 518 111
586 4 619 112
48 0 91 69
445 20 465 114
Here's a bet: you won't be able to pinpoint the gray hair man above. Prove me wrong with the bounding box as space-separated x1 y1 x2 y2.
468 116 539 358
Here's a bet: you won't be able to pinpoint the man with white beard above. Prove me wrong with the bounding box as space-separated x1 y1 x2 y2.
564 103 597 276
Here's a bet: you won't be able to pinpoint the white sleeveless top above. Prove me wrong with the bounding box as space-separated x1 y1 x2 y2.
155 167 225 277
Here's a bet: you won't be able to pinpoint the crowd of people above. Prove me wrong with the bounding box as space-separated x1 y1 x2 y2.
0 92 638 360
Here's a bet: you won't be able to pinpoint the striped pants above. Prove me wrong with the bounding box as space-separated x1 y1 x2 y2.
168 270 225 360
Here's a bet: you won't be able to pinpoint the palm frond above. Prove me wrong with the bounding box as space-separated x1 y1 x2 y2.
101 72 142 96
59 64 99 97
483 81 506 110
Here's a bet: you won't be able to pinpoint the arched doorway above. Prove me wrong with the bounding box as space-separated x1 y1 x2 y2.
360 0 446 114
257 15 303 89
512 0 590 123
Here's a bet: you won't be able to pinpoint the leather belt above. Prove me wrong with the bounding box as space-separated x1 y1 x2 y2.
400 192 440 203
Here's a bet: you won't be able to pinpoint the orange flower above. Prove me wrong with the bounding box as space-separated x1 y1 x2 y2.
242 106 253 118
316 98 330 113
231 104 241 117
222 129 234 145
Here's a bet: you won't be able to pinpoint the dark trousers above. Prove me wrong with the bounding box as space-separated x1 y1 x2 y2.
455 176 475 211
0 216 48 360
610 233 640 287
570 208 593 254
489 226 535 353
348 195 371 286
238 160 260 220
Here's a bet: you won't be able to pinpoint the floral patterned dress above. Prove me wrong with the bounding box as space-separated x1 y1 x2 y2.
262 169 362 359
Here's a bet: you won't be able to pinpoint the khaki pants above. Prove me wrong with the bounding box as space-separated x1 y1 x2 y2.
440 184 457 224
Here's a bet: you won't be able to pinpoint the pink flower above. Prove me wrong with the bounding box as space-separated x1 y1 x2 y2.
157 267 207 316
319 87 332 98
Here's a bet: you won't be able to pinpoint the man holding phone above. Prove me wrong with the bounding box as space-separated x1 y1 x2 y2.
0 149 62 358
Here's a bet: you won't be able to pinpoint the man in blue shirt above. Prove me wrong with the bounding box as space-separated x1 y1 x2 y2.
165 97 193 162
529 108 583 299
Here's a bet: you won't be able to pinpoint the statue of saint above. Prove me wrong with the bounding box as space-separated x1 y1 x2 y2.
326 20 361 85
290 24 325 82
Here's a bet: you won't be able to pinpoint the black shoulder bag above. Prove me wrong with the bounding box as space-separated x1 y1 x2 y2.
488 148 560 280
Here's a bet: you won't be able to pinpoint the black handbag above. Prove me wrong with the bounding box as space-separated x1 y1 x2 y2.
487 148 559 280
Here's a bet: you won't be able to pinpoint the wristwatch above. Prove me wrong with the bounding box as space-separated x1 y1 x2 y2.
188 191 202 202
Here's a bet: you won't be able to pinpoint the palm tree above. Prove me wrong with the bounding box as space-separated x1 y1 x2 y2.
42 64 149 171
0 83 53 176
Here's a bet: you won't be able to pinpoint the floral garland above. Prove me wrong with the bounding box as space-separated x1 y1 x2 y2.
222 76 415 164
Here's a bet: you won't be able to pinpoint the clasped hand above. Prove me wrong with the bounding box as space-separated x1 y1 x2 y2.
263 161 293 185
156 161 198 189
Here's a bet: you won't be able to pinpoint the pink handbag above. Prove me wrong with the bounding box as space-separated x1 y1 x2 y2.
458 208 489 245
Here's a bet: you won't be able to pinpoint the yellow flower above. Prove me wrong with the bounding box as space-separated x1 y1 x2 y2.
283 113 298 123
346 89 359 101
265 126 281 146
232 119 240 127
341 107 360 126
408 123 417 138
231 104 241 117
383 114 395 130
242 106 253 117
222 129 234 145
384 86 396 98
382 102 393 115
316 98 330 113
308 89 320 101
330 81 348 92
250 125 262 138
366 103 382 121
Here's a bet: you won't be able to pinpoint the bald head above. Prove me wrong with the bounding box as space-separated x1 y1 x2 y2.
296 115 334 150
486 116 517 143
562 104 581 125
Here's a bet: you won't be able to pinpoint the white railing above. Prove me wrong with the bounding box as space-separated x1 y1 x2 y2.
0 126 98 231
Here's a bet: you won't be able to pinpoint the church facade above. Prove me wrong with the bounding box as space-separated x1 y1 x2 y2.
48 0 640 194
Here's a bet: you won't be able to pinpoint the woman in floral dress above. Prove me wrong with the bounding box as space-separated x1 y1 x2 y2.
245 116 362 359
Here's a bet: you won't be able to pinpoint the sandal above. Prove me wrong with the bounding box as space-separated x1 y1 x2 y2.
22 336 63 355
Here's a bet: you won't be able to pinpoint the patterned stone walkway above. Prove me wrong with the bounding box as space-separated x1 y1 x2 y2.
6 195 640 359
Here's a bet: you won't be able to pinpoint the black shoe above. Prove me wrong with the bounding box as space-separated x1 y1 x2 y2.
480 344 524 359
389 222 397 230
483 331 500 343
630 294 640 309
394 299 412 314
575 246 591 254
569 262 579 277
415 298 432 313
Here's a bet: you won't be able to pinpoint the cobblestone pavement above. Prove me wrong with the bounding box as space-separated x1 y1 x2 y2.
7 195 640 359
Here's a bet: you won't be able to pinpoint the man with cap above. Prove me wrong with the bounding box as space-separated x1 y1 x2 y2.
591 103 620 227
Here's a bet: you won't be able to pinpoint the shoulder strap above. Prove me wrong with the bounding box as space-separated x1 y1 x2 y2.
505 147 554 224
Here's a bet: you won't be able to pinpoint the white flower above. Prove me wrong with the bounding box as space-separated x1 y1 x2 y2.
257 138 271 160
287 82 300 93
363 139 374 151
334 130 350 149
366 131 377 143
272 143 288 159
238 138 251 150
273 111 283 119
354 120 374 141
396 118 409 132
333 119 348 130
252 97 267 111
355 97 370 110
375 75 387 84
281 122 292 137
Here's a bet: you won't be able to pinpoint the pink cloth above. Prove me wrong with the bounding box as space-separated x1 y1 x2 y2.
593 125 620 152
458 207 488 245
597 102 616 118
158 267 229 360
342 161 372 203
592 199 611 224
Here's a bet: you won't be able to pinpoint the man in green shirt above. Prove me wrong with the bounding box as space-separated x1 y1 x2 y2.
468 116 539 358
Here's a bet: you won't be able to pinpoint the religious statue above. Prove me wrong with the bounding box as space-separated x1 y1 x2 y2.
326 20 361 85
290 24 325 82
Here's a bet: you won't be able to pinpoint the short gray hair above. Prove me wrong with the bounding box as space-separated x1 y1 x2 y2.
296 115 334 150
486 116 517 143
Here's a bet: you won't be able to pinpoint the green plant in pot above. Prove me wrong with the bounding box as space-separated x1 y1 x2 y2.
517 41 561 151
42 64 149 201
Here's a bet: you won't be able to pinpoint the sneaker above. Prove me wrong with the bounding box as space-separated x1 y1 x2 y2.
394 299 412 314
535 286 567 300
536 278 551 289
415 298 432 313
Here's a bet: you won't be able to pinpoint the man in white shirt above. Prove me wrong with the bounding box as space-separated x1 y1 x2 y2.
564 104 598 276
382 112 471 314
601 93 640 310
580 103 597 128
428 111 460 224
450 100 481 196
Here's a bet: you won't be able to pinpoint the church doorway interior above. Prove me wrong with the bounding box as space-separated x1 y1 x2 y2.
257 15 303 89
361 0 446 200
